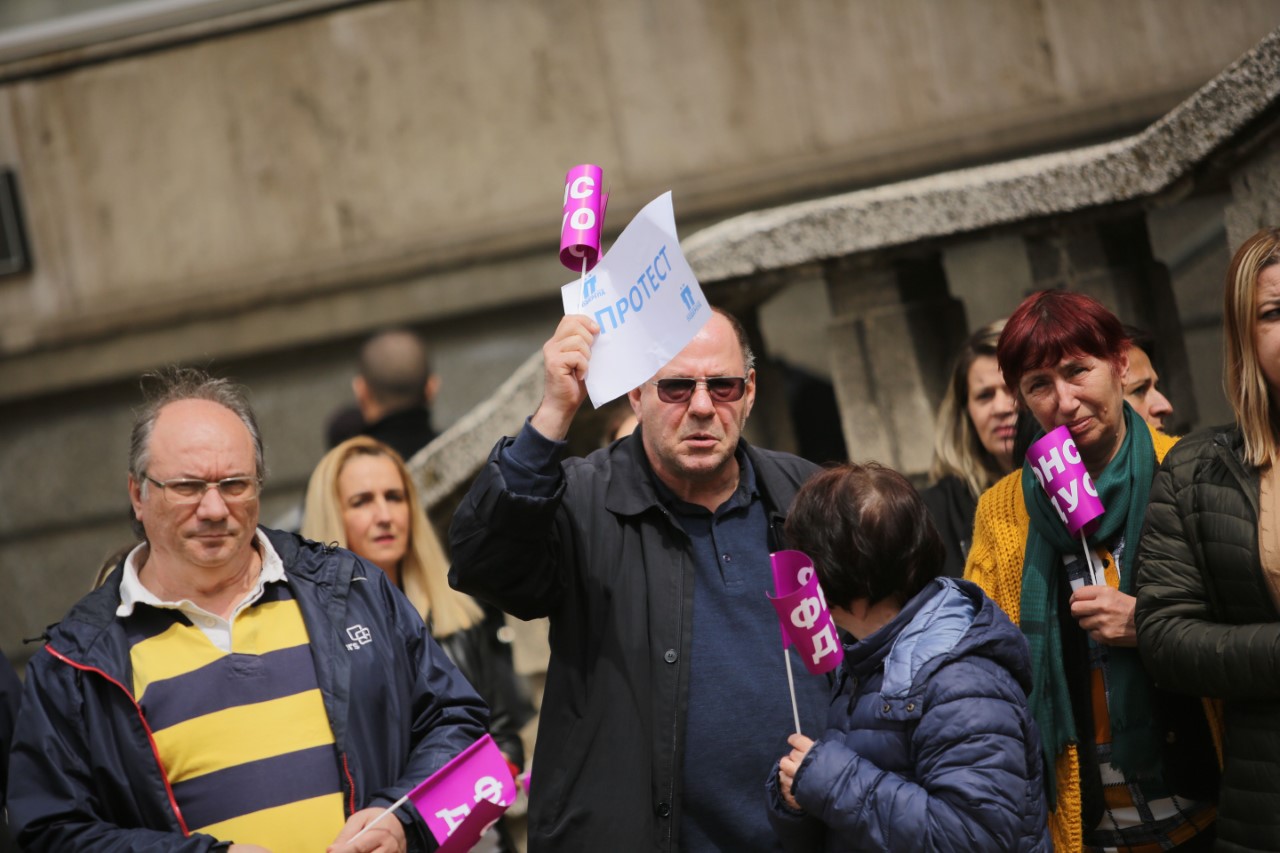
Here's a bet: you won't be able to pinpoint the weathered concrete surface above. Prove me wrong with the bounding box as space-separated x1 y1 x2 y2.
411 349 543 512
406 25 1280 495
1225 135 1280 249
3 4 1279 671
683 26 1280 282
1 0 1276 400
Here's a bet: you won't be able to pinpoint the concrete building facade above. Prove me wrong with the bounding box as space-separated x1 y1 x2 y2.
2 1 1278 667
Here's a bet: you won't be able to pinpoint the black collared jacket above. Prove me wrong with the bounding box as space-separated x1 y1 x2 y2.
449 431 818 853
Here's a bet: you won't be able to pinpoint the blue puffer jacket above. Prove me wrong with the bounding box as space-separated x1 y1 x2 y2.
766 578 1051 852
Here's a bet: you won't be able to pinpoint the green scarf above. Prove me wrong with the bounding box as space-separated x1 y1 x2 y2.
1019 403 1162 807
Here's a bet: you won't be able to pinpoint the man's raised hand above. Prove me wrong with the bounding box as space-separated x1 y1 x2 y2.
531 314 600 441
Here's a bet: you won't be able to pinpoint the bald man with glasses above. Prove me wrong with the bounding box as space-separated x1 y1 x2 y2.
9 368 487 853
450 308 828 853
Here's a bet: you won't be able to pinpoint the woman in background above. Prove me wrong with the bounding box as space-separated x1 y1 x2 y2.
922 320 1017 577
304 436 531 852
1136 227 1280 852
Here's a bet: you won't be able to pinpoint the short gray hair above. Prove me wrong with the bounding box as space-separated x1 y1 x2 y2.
130 366 265 485
712 306 756 374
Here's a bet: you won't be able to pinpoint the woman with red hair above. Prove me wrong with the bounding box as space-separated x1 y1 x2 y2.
966 290 1220 851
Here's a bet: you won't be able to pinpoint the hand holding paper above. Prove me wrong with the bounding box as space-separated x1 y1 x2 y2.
559 192 711 407
531 314 600 441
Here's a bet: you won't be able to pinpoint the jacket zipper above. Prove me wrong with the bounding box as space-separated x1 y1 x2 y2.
341 752 357 816
1214 435 1261 519
44 644 191 836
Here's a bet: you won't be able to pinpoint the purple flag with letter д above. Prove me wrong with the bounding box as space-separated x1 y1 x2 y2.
406 734 516 853
768 550 843 675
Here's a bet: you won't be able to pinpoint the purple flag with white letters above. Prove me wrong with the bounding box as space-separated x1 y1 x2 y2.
1026 425 1106 538
768 550 843 675
406 734 515 853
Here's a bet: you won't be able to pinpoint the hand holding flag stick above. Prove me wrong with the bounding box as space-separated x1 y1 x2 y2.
340 734 516 853
767 550 844 735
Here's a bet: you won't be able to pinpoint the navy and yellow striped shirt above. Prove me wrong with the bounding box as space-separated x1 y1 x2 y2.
126 583 346 851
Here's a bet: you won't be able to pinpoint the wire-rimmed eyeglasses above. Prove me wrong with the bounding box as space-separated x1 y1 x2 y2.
143 474 260 504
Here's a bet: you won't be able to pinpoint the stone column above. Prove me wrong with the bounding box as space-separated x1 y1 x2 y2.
1225 135 1280 249
1019 215 1198 432
823 253 967 479
942 233 1036 330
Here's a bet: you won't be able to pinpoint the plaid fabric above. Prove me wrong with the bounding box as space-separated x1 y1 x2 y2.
1070 542 1216 852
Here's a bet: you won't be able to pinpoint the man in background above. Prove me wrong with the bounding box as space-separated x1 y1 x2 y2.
329 329 442 461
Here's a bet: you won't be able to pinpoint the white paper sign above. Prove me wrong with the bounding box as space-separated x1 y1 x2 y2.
560 192 711 407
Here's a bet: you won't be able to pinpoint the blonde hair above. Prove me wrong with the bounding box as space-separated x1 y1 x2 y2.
302 436 482 637
929 319 1010 497
1224 227 1280 467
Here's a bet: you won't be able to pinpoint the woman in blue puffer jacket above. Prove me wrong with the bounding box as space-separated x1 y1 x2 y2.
767 463 1051 852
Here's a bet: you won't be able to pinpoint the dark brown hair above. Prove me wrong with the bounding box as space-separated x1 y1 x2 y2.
784 463 942 609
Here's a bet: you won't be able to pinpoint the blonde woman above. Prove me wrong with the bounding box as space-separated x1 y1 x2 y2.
921 320 1017 577
303 437 530 851
1136 227 1280 851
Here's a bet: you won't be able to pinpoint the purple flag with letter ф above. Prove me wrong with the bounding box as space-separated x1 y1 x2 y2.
767 550 844 675
406 733 517 853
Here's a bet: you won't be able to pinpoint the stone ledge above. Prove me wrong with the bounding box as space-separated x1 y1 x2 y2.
411 349 542 512
406 27 1280 503
683 27 1280 283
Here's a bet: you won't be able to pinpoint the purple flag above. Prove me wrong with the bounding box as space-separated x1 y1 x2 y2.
1026 425 1106 537
406 734 516 852
560 164 608 272
768 550 843 675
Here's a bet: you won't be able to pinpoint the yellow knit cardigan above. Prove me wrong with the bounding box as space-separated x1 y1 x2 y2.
964 425 1220 851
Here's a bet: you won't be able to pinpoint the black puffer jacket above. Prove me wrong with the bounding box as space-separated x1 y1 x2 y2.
1135 426 1280 853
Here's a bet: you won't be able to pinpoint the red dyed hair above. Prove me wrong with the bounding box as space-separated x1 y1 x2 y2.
997 290 1130 394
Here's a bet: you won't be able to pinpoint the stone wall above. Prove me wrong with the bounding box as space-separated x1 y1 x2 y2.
1 2 1277 668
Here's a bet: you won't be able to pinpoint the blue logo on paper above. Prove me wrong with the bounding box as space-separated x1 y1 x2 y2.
680 284 704 321
581 274 606 307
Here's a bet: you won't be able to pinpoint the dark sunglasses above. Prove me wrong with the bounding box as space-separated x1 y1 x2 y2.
652 377 748 404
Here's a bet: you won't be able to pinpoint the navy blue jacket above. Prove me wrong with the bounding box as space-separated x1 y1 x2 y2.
7 528 489 853
767 578 1051 852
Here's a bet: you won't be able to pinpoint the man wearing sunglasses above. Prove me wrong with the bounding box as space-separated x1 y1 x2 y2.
9 367 488 853
451 308 828 853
